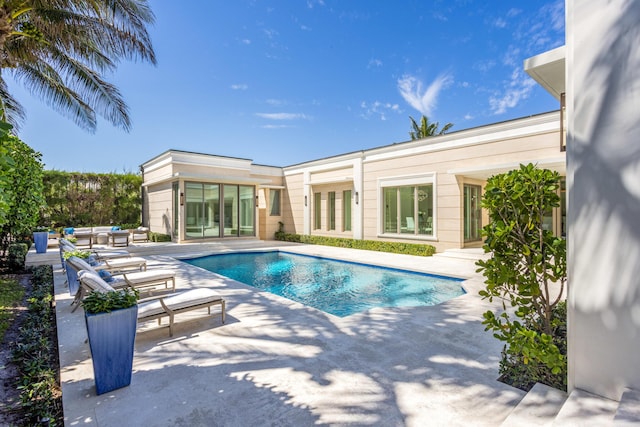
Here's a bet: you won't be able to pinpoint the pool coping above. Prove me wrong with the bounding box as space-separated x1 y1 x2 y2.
50 241 524 426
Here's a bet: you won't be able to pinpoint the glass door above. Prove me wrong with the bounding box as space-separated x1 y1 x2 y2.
464 184 482 242
223 185 238 237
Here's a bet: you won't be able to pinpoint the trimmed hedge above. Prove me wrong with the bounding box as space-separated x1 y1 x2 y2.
149 232 172 242
275 233 436 257
7 242 28 272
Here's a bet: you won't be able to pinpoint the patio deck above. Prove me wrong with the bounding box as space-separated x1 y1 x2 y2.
36 241 526 426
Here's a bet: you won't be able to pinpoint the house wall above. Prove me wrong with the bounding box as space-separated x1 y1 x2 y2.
567 0 640 400
146 181 173 236
283 115 562 253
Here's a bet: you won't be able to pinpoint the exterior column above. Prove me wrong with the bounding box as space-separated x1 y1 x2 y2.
303 171 311 235
353 156 364 240
567 0 640 400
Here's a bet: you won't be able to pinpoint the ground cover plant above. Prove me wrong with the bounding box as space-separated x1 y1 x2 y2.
476 163 567 391
0 265 62 426
275 223 436 257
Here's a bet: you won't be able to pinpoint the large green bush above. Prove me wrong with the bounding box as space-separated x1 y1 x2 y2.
476 163 567 391
275 233 436 257
41 170 142 228
0 122 45 254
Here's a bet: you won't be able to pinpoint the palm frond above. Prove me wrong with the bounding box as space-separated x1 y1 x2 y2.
0 75 25 130
14 61 97 132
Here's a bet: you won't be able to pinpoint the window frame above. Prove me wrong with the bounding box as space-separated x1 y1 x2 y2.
269 189 281 216
378 173 437 240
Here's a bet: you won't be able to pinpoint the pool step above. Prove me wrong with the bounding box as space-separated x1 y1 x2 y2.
501 383 567 426
502 384 640 426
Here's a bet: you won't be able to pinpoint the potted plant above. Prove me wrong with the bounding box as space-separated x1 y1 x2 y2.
32 225 50 254
62 250 92 296
82 289 139 395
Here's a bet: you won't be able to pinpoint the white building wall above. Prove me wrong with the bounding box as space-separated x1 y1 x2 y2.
567 0 640 400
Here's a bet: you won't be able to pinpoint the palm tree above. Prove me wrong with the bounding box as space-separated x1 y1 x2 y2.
408 115 453 140
0 0 156 132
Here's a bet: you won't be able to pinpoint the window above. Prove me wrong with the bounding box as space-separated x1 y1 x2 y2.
314 192 322 229
328 192 336 230
269 189 281 216
382 183 434 236
343 190 352 231
184 182 254 239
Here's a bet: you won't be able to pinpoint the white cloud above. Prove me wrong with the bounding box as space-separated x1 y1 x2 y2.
307 0 325 8
241 39 251 45
261 124 293 129
360 101 401 121
464 113 474 120
368 58 383 68
474 60 496 73
494 18 507 28
231 84 248 90
489 68 537 115
266 99 286 106
397 73 453 117
256 112 308 120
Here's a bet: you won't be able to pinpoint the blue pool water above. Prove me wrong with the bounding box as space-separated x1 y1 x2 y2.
183 251 466 317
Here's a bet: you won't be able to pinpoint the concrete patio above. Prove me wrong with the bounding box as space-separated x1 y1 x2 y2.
36 241 528 426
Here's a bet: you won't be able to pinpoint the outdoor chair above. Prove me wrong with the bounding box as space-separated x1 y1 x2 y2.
67 256 177 311
78 270 226 336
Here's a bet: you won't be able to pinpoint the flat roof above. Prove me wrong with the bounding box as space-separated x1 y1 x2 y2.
524 45 566 100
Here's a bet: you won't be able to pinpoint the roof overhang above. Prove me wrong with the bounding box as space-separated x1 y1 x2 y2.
142 172 272 187
447 156 566 180
524 45 566 101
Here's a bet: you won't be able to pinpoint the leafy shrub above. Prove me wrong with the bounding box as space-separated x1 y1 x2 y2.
7 242 28 272
62 249 90 260
12 265 62 424
274 233 436 257
476 164 567 391
149 232 172 242
82 289 139 314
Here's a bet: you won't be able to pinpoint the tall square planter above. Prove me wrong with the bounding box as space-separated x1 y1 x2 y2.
65 266 80 296
33 231 48 254
85 305 138 395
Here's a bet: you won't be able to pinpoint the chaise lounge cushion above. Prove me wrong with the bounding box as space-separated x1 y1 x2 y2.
137 288 223 319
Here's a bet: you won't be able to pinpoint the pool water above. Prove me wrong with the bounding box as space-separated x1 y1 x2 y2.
183 251 466 317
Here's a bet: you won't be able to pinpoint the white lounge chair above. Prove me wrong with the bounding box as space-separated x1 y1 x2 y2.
67 256 176 311
78 271 225 336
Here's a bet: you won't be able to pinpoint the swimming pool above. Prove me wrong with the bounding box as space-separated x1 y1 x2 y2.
183 251 466 317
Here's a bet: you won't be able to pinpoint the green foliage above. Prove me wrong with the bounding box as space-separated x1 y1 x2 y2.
11 265 62 424
274 233 436 257
476 164 567 391
0 0 156 132
149 232 172 242
7 242 28 272
274 221 285 240
0 277 25 340
409 115 453 140
41 170 142 228
82 289 139 314
0 128 45 254
62 249 91 260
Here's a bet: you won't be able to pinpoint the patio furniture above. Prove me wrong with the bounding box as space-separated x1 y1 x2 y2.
131 227 149 243
73 231 94 248
60 238 130 261
78 270 226 336
110 230 130 247
68 256 176 311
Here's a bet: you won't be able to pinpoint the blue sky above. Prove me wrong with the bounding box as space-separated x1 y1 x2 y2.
8 0 565 173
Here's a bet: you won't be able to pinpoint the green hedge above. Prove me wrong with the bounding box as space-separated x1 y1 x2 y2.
149 232 172 242
275 233 436 257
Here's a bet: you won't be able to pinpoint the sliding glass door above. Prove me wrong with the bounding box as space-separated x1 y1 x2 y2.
184 182 254 239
